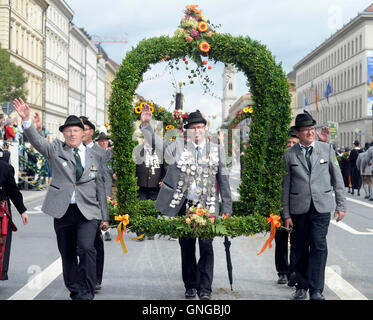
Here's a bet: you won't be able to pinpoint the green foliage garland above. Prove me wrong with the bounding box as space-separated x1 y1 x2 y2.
109 11 291 238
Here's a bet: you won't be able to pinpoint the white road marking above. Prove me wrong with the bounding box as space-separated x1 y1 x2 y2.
26 205 43 215
346 196 373 209
8 257 62 300
330 220 373 235
325 266 368 300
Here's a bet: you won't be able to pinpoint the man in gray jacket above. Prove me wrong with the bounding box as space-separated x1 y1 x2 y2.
13 98 109 300
281 112 346 300
155 110 232 300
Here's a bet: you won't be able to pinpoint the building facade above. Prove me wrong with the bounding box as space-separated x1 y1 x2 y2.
104 58 119 126
96 53 105 127
45 0 73 139
294 5 373 147
227 92 254 123
0 0 50 119
68 24 87 121
221 64 237 125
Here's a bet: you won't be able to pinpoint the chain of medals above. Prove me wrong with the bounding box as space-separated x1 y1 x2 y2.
144 149 160 175
170 142 220 213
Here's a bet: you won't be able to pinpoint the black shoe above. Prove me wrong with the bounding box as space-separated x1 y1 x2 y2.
95 283 102 292
310 291 325 300
277 274 287 284
351 190 354 195
287 272 297 287
199 290 211 300
104 232 111 241
293 289 307 300
358 191 360 196
365 196 369 199
185 288 196 298
369 198 373 201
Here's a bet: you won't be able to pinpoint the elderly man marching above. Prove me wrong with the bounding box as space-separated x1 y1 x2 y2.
155 110 232 300
281 112 346 300
13 98 109 300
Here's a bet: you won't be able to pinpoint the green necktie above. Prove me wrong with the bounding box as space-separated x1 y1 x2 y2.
73 147 83 181
305 146 312 172
196 146 202 165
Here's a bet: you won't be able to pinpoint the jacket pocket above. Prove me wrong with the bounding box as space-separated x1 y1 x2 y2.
49 184 60 190
324 189 332 193
290 192 299 195
290 164 299 167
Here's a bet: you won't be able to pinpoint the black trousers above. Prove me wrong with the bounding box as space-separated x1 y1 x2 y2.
137 187 159 237
137 186 160 201
54 204 98 300
94 226 104 285
274 228 296 277
291 201 330 295
178 200 214 294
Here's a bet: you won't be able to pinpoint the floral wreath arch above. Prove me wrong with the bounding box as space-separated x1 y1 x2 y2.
108 5 292 240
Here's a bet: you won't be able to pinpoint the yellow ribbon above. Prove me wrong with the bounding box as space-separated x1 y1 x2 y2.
257 214 281 256
115 214 129 254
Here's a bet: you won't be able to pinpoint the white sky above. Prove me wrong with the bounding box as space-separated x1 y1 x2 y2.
68 0 373 128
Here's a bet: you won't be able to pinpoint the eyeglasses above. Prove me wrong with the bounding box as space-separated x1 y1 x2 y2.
298 127 315 133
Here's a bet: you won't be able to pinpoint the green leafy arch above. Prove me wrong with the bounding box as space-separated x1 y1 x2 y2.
109 32 292 237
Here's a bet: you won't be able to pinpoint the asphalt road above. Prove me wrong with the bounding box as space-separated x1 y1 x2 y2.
1 187 373 301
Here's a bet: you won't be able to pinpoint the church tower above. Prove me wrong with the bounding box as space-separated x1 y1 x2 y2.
221 64 237 125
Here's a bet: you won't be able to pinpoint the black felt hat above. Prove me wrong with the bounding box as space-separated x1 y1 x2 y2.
80 116 95 131
59 115 85 132
184 110 207 129
289 128 298 138
96 132 110 141
291 111 316 131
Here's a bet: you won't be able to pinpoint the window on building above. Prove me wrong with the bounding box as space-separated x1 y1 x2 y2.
229 83 233 90
359 34 362 51
359 98 362 118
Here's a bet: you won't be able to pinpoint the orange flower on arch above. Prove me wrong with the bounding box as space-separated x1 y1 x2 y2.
199 41 210 53
197 21 208 33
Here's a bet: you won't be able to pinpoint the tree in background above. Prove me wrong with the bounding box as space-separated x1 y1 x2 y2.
0 44 28 104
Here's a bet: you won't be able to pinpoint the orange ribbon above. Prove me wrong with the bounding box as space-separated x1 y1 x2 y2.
257 214 281 256
115 214 129 254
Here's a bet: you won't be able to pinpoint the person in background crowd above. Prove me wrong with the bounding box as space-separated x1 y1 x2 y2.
339 147 351 193
349 140 363 196
80 116 112 291
275 129 298 286
364 142 373 201
0 160 29 281
95 131 114 242
0 142 11 164
356 143 372 199
134 104 165 241
5 119 15 142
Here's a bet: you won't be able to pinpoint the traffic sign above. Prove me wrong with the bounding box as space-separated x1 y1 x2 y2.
2 101 14 115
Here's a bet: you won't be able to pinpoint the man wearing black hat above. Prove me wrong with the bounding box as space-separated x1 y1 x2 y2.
13 98 109 300
281 111 346 300
80 116 113 291
155 110 232 300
